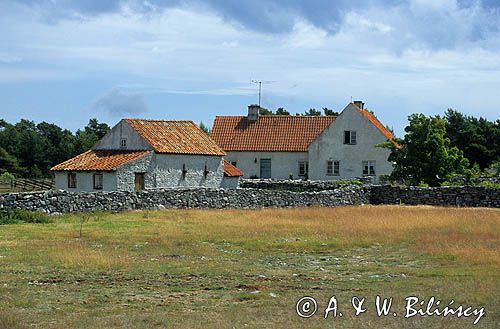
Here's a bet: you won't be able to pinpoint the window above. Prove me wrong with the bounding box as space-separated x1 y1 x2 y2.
120 138 127 148
67 173 77 188
93 173 103 190
182 164 187 179
327 160 340 176
204 164 209 179
231 161 237 167
344 130 357 145
298 161 309 177
362 160 376 176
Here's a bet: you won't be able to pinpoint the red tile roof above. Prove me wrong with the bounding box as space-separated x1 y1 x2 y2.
351 103 399 147
223 159 244 177
51 150 151 171
211 115 335 152
125 119 225 156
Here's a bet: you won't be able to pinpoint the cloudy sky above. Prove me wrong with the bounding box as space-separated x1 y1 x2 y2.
1 0 499 135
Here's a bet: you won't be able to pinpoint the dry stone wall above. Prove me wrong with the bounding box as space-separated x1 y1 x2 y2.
0 185 369 214
0 184 498 214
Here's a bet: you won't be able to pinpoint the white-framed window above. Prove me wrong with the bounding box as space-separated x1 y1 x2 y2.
362 160 376 176
298 161 309 176
344 130 357 145
93 173 103 190
68 172 77 188
120 138 127 148
327 160 340 176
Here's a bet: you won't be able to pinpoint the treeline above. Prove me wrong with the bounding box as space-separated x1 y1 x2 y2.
257 106 339 116
0 119 110 178
0 108 498 184
385 109 500 186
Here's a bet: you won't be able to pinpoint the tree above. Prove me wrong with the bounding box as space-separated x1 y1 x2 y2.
0 147 21 176
445 109 500 170
304 108 321 116
322 107 339 116
385 114 470 186
199 121 210 135
75 119 110 153
275 107 290 115
259 107 274 115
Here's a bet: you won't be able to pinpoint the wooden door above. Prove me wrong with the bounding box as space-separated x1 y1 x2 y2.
134 173 145 191
260 159 271 179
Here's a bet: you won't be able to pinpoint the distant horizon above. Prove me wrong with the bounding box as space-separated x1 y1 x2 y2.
1 0 499 137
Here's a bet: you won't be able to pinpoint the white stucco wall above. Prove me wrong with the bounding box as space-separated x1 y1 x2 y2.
93 120 152 151
54 171 117 192
116 153 224 191
221 176 240 189
308 104 393 183
224 151 309 179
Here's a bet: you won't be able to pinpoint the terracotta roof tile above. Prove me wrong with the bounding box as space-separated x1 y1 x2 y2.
211 115 335 152
51 150 151 171
223 159 244 177
351 103 399 147
125 119 225 156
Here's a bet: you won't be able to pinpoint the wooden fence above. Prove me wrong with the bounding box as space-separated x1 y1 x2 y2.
0 178 54 192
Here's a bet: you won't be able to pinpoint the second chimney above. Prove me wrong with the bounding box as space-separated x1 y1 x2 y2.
353 100 365 109
248 104 260 121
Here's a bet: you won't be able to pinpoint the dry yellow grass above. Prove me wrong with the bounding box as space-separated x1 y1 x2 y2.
0 205 498 328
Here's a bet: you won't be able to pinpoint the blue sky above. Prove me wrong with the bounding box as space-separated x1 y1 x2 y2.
1 0 499 136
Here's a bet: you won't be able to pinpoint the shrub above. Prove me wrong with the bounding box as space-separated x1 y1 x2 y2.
478 181 500 189
0 209 51 225
0 172 15 180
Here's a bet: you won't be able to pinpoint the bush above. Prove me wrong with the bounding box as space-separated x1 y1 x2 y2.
478 181 500 189
0 172 15 180
0 209 51 225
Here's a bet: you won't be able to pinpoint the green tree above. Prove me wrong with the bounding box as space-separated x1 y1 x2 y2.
304 108 321 116
385 114 470 186
199 121 210 135
322 107 339 116
259 107 274 115
0 147 21 176
75 118 110 153
445 109 500 170
275 107 290 115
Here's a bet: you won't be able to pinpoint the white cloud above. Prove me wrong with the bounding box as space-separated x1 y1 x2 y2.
0 0 499 125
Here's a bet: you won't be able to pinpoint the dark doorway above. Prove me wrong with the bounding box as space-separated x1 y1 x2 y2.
260 159 271 179
134 173 145 191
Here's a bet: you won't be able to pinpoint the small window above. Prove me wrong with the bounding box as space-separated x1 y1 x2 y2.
68 173 77 188
231 161 237 167
298 161 309 176
327 161 340 176
93 173 103 190
204 164 209 179
120 138 127 148
344 130 357 145
182 164 187 179
362 160 376 176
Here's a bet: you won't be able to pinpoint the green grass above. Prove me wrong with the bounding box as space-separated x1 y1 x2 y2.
0 206 498 328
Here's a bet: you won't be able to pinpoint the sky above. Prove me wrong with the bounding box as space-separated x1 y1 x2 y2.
1 0 499 136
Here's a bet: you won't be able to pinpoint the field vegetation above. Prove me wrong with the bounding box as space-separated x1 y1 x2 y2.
0 206 498 328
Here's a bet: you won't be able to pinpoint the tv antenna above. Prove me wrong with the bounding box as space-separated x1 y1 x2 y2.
251 80 274 107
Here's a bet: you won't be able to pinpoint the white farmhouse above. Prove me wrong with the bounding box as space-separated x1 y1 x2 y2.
51 119 242 191
211 102 397 183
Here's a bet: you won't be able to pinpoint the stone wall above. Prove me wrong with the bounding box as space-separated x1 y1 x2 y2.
240 178 371 192
1 184 498 214
0 185 370 214
370 185 500 208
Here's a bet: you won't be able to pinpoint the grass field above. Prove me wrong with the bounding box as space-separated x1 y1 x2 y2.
0 206 499 328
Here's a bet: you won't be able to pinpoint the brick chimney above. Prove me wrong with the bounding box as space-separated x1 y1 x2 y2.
247 104 260 121
353 100 365 109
